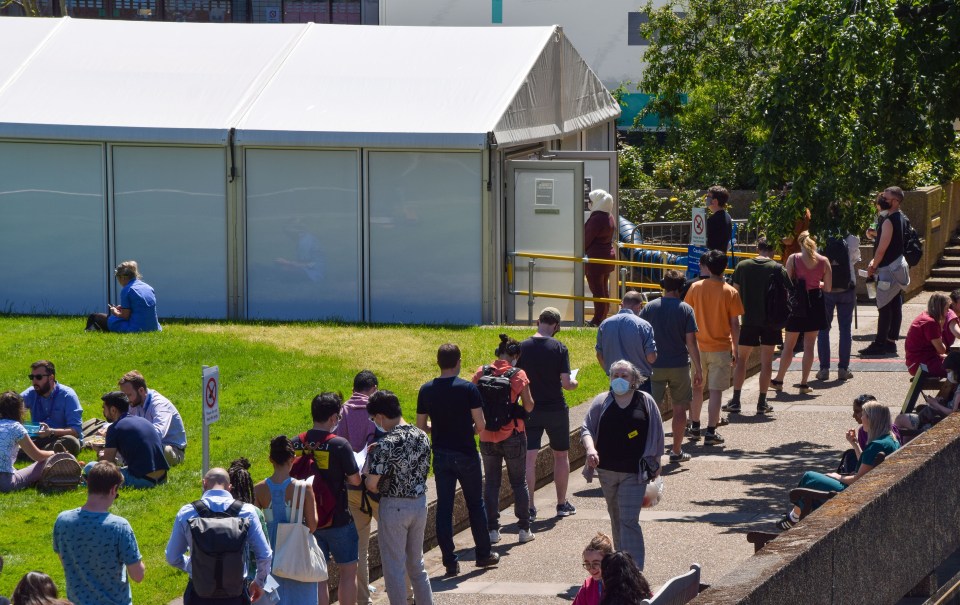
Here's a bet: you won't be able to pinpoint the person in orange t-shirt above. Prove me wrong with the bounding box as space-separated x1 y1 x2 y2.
683 250 744 446
472 334 536 546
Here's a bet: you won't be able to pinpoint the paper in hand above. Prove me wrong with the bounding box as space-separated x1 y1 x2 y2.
570 368 579 381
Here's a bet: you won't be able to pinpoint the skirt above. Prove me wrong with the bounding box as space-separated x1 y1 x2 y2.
786 288 827 333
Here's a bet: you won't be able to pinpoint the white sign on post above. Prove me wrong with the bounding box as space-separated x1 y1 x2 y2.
691 207 707 247
202 365 220 425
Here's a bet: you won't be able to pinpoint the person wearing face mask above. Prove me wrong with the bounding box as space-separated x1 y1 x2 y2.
472 334 536 545
580 360 665 569
860 187 911 356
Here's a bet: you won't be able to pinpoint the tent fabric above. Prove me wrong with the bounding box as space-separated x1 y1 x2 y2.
0 19 619 149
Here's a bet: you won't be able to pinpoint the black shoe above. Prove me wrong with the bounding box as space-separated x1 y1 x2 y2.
757 402 774 415
686 425 701 440
704 431 725 445
884 342 898 354
722 400 741 413
444 562 460 577
859 342 889 356
476 553 500 567
776 514 796 531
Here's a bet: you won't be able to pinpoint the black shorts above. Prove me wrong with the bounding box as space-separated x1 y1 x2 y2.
739 324 783 347
524 408 570 452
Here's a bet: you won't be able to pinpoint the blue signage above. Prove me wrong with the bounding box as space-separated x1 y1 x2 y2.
687 245 708 280
492 0 502 23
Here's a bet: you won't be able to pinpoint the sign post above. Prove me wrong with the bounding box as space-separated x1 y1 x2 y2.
688 207 709 279
201 365 220 477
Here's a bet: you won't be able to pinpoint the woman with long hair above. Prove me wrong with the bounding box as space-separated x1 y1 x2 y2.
904 293 951 377
0 391 54 493
11 571 70 605
772 231 832 394
598 551 652 605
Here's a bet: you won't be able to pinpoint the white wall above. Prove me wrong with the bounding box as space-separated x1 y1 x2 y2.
244 149 361 321
112 146 227 318
0 142 106 315
367 151 483 324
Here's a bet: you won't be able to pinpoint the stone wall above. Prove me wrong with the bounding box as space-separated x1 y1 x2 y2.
690 413 960 605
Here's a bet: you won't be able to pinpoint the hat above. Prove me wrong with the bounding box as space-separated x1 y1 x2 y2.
539 307 562 324
588 189 614 214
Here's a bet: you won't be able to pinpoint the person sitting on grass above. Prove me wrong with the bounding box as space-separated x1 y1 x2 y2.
777 401 899 530
573 532 614 605
84 391 168 489
0 391 54 493
599 551 653 605
85 260 161 333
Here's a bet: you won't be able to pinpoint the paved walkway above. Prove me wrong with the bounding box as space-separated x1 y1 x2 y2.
368 294 929 604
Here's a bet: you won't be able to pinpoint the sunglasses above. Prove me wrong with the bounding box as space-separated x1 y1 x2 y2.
28 374 49 380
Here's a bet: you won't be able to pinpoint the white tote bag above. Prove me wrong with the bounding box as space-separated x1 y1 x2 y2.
272 477 328 582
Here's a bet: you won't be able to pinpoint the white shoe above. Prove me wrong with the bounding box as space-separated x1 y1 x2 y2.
518 528 535 543
489 529 501 544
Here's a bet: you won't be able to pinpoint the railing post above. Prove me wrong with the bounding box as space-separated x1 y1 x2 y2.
620 266 627 298
527 258 536 326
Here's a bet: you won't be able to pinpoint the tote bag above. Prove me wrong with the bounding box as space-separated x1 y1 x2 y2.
272 478 328 582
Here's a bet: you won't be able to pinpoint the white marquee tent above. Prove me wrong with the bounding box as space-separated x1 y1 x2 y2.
0 17 619 324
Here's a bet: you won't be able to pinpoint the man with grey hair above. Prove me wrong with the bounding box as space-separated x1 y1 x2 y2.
166 467 272 604
596 291 658 394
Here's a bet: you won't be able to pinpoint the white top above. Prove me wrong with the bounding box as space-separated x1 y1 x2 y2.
0 419 27 474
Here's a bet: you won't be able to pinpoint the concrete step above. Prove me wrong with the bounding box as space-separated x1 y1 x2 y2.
943 246 960 257
938 257 960 267
924 279 960 291
930 267 960 278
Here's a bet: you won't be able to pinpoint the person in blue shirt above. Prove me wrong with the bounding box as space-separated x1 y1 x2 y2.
19 360 83 457
118 370 187 467
595 292 658 394
86 260 161 333
84 391 169 489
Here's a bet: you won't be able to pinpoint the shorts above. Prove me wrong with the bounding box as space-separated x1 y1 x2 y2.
525 408 570 452
739 325 783 347
701 350 732 391
313 518 359 565
650 366 693 409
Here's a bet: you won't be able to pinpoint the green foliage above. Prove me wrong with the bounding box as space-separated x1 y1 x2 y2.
0 318 609 604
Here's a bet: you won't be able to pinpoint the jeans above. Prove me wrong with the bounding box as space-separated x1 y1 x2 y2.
378 496 434 605
432 448 491 567
818 288 856 370
480 432 530 531
597 468 646 570
83 461 165 489
876 292 903 343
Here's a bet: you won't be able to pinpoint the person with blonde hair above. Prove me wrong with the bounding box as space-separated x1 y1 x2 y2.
777 400 898 530
772 231 832 395
584 189 617 326
904 293 952 377
85 260 161 333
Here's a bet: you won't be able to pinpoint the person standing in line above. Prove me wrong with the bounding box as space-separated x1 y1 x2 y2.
684 251 743 446
517 307 580 521
584 189 618 327
54 461 145 605
705 186 733 256
118 370 187 467
595 291 658 394
725 236 786 414
817 204 861 381
860 187 910 356
639 270 702 462
416 344 499 575
366 390 434 605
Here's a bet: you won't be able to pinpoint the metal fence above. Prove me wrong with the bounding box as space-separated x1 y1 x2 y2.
19 0 379 23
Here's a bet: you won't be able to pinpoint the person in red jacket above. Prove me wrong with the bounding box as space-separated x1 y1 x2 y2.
585 189 617 326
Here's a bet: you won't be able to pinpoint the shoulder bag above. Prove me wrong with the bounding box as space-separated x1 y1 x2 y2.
272 478 328 583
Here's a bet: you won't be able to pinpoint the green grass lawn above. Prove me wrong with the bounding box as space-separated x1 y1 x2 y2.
0 317 608 604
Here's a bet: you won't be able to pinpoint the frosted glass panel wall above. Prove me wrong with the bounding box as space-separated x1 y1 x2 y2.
113 147 227 318
368 152 482 324
245 149 360 321
0 142 105 315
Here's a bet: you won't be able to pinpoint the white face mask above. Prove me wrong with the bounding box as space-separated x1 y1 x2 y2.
878 210 890 218
948 371 958 385
610 378 632 396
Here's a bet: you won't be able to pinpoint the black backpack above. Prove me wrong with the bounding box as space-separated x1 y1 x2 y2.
823 235 854 290
765 269 792 329
902 214 923 267
188 500 250 599
477 366 521 431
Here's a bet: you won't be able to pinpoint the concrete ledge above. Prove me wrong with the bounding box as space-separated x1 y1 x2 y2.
691 413 960 604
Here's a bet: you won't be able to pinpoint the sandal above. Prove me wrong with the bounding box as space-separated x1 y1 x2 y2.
770 380 784 391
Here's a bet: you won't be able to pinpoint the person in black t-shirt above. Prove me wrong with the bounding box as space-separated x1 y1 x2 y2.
705 185 733 256
517 307 579 521
416 344 499 575
861 186 909 357
87 391 169 488
293 392 361 605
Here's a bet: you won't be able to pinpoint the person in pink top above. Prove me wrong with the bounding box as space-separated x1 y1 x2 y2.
905 294 950 377
573 533 614 605
472 334 535 545
772 231 832 395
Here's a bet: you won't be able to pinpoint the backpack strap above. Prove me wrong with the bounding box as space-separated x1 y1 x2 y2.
191 500 214 518
482 365 494 376
225 500 244 518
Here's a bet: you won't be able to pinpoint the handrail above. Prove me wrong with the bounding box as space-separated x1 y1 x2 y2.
510 250 735 275
510 290 622 305
618 241 781 261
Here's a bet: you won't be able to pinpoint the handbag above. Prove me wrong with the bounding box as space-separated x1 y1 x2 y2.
272 478 328 583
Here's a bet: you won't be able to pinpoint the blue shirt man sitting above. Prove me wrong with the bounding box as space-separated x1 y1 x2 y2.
20 359 83 456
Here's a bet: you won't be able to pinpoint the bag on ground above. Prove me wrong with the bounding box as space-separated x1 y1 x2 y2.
188 500 250 599
272 478 328 583
38 452 83 493
476 366 522 431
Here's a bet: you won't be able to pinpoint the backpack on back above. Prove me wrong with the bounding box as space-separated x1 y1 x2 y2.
291 432 339 529
824 235 854 290
187 500 249 599
476 366 521 432
38 452 83 493
902 214 924 267
765 269 792 329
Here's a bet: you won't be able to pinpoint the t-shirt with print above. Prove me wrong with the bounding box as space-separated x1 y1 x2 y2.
0 419 27 474
295 430 359 528
105 414 169 479
53 509 141 605
732 257 789 327
367 424 432 499
517 336 571 411
416 376 482 454
639 297 698 368
683 278 744 352
472 360 530 443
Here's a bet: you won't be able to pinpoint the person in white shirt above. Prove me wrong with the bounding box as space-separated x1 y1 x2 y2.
118 370 187 466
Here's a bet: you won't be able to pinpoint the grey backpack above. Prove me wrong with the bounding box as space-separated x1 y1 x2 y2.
188 500 249 598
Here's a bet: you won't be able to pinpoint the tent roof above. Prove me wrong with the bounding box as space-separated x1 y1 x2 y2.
0 18 618 149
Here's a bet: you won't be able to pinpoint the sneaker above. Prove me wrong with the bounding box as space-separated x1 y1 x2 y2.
770 380 784 391
529 507 537 521
704 431 725 445
476 553 500 567
669 449 692 463
722 400 741 413
815 368 829 381
518 528 535 543
488 529 501 544
756 402 774 415
838 368 854 380
444 562 460 577
686 425 702 440
797 384 813 394
884 342 898 355
556 501 577 517
776 514 796 531
859 342 889 357
718 415 730 427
